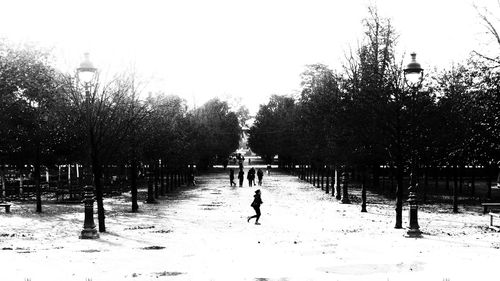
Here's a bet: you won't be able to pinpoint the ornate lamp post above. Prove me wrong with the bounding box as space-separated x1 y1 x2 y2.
404 53 424 238
77 53 99 239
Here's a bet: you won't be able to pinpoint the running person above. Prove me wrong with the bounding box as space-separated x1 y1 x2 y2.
247 189 263 225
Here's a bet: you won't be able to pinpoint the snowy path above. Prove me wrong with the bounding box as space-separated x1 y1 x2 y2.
0 168 499 281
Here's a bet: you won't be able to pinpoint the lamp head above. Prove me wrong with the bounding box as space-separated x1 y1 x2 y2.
77 52 97 84
404 53 423 88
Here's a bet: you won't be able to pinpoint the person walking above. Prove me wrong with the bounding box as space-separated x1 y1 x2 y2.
249 167 256 186
247 169 253 187
229 169 236 186
257 168 263 186
238 169 244 187
247 189 263 225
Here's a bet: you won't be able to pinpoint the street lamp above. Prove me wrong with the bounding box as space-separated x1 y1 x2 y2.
404 52 423 238
77 52 99 239
77 53 97 86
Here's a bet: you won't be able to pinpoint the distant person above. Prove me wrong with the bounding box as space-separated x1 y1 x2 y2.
249 167 256 186
247 169 253 187
247 189 263 225
229 169 236 187
248 158 251 165
238 169 244 187
267 164 271 175
257 168 264 186
223 159 228 170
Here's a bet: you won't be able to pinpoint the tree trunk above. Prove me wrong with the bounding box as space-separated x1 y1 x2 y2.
160 160 165 196
335 167 341 200
453 164 458 213
19 166 24 199
390 165 395 197
167 168 172 192
130 156 138 212
307 165 310 182
341 167 350 204
445 166 450 191
381 167 386 194
459 164 464 194
434 165 439 193
35 150 42 213
471 165 476 197
423 165 428 203
146 164 156 203
395 162 404 229
487 164 492 200
320 166 325 190
372 163 380 190
361 169 367 212
0 164 5 199
92 158 106 232
154 161 159 199
68 164 74 200
325 166 330 194
312 166 316 186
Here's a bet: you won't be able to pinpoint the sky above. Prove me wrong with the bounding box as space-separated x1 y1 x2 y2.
0 0 497 114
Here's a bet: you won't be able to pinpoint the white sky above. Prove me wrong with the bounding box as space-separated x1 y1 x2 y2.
0 0 497 114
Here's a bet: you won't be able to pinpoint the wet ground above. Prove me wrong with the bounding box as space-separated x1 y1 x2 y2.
0 167 499 280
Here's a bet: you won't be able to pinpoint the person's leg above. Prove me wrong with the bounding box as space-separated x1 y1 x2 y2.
248 206 259 222
255 207 261 224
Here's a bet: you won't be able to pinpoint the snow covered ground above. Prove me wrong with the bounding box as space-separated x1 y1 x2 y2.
0 168 499 281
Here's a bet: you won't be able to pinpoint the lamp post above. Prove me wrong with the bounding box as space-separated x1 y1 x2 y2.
77 53 99 239
404 53 424 238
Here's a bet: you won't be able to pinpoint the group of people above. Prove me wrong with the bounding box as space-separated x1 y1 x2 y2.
229 167 264 187
227 165 267 225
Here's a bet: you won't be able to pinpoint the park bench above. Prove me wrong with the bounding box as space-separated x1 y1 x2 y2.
488 212 500 231
481 202 500 214
0 203 11 213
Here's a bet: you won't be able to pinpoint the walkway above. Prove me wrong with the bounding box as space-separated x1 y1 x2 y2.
0 167 498 280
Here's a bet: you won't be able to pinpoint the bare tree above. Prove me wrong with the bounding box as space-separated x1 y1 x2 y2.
474 2 500 68
62 71 147 232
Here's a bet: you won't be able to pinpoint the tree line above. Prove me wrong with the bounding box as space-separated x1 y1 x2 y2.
0 40 242 231
248 6 500 226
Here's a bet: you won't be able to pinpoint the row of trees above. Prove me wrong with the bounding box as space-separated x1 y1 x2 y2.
248 6 500 226
0 41 242 231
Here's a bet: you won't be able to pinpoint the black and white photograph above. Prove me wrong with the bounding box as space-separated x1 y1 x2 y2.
1 0 500 280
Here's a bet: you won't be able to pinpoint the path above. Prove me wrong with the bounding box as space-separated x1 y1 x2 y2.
0 167 499 280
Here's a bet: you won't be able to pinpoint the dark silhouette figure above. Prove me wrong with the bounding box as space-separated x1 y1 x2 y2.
247 169 253 187
237 153 245 170
238 169 244 187
249 167 256 186
229 169 236 186
267 164 271 175
248 189 263 225
257 168 264 186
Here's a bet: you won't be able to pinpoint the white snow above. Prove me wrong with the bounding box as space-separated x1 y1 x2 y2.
0 169 499 281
